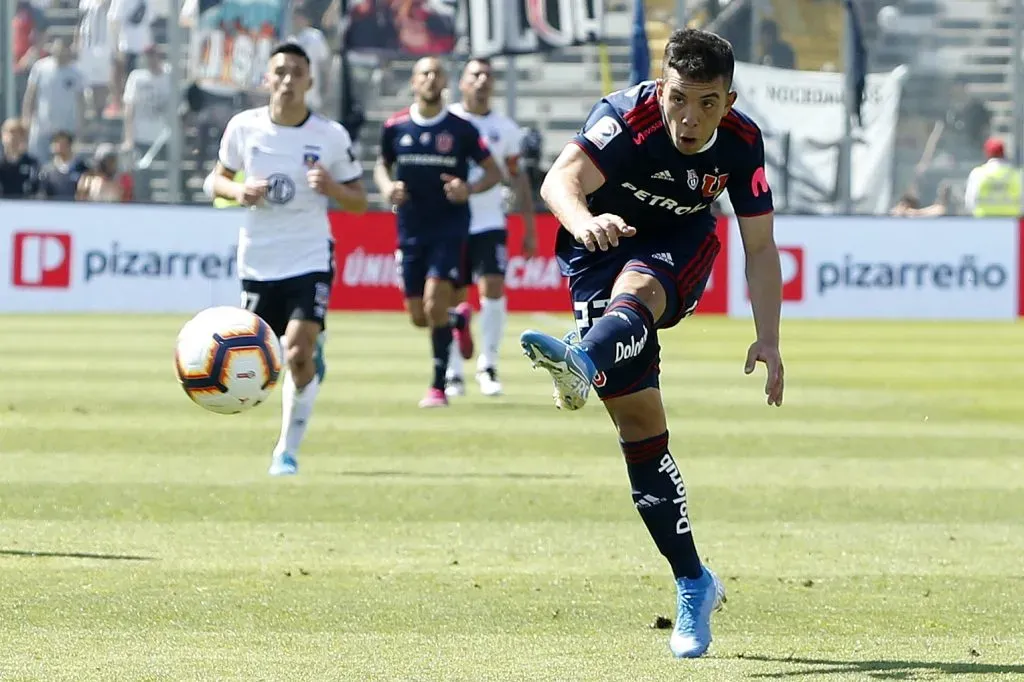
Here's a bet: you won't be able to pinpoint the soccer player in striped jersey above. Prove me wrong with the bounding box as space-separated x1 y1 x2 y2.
519 29 786 658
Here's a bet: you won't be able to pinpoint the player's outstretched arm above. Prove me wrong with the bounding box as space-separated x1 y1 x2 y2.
738 212 784 406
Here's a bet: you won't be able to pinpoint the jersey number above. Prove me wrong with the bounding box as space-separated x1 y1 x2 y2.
241 292 260 312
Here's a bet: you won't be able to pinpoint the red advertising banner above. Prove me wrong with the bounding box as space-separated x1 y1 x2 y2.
328 212 730 314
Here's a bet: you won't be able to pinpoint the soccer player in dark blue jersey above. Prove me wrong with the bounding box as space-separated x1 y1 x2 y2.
520 29 785 658
374 57 503 408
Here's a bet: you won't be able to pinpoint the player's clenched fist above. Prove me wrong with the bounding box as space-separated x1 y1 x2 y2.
571 213 637 252
239 177 269 207
387 180 409 206
440 173 470 204
307 163 335 195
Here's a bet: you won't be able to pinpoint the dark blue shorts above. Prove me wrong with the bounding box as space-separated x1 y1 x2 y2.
396 236 467 298
565 231 721 400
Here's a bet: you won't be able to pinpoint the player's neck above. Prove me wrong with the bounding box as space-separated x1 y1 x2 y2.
270 104 311 127
461 99 490 116
414 100 444 119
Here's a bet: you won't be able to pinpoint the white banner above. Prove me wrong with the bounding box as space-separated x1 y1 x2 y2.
727 216 1020 320
466 0 604 58
731 62 908 215
0 202 241 313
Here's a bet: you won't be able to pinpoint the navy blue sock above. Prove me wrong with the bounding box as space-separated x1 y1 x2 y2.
447 308 466 330
431 326 453 390
576 293 653 372
620 431 702 580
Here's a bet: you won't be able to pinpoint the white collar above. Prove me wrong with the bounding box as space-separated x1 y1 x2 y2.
409 104 447 127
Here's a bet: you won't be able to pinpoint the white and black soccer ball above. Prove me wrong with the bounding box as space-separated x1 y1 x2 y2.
174 306 283 415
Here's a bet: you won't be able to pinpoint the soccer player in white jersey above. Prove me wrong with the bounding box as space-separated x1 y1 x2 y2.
208 43 368 476
445 57 537 397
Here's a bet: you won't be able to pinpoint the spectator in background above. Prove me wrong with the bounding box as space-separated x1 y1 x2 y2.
964 137 1020 217
947 82 991 150
0 119 41 198
39 130 89 200
107 0 154 119
891 182 955 217
13 1 46 110
122 44 172 203
76 143 133 202
22 37 86 163
76 0 114 120
288 4 332 113
758 19 795 69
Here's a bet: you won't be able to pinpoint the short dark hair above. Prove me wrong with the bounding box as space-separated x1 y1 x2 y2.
662 28 735 88
270 42 311 66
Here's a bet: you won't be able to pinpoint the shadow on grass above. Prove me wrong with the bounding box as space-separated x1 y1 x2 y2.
736 654 1024 679
0 549 156 561
335 470 575 481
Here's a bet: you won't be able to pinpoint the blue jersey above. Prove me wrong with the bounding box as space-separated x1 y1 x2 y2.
381 106 492 244
556 80 774 272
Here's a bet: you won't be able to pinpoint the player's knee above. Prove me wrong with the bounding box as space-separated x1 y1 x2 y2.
612 271 666 321
480 275 504 299
422 296 448 327
409 311 429 327
605 389 668 442
284 337 314 371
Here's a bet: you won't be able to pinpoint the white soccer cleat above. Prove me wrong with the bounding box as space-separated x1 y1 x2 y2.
476 367 503 396
445 375 466 398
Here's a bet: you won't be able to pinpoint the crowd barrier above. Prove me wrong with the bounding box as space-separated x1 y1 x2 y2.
2 202 1021 320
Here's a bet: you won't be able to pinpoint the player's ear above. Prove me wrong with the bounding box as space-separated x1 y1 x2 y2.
725 90 737 111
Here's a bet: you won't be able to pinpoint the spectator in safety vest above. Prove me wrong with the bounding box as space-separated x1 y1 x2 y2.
964 137 1020 217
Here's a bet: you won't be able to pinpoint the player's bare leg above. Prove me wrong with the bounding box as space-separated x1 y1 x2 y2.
474 274 506 395
522 270 724 657
404 297 430 328
269 319 323 476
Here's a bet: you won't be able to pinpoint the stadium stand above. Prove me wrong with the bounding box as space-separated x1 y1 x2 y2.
7 0 1016 213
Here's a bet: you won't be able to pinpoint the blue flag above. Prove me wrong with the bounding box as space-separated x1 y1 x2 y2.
629 0 650 87
843 0 868 126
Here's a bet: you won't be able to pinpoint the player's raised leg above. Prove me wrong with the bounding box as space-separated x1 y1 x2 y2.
270 316 324 476
521 270 660 412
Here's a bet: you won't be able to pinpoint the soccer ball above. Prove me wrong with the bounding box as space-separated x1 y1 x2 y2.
174 306 283 414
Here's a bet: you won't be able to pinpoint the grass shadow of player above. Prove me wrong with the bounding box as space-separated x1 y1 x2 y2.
735 654 1024 679
336 470 575 481
0 549 156 562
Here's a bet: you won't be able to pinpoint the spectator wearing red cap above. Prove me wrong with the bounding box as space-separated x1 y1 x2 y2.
964 136 1020 217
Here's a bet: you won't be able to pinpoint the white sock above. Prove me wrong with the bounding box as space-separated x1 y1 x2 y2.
273 372 320 457
447 340 464 380
478 295 507 371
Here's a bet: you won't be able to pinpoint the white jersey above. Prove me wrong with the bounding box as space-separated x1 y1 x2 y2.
448 103 524 234
218 107 362 281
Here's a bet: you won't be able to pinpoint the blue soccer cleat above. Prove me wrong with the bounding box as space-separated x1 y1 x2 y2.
268 452 298 477
670 567 726 658
520 329 597 411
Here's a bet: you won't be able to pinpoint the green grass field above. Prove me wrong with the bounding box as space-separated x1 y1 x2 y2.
3 313 1024 681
